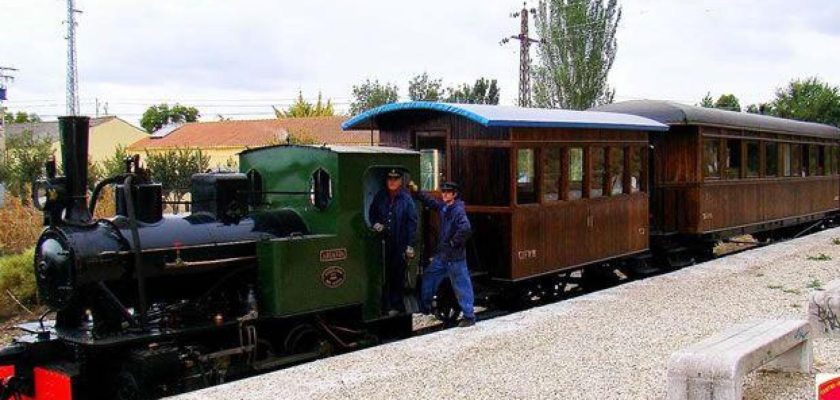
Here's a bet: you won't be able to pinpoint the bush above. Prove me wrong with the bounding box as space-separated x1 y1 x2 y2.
0 196 42 255
0 248 36 318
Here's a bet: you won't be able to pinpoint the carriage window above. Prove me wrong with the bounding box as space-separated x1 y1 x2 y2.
724 139 742 179
791 144 803 177
746 141 760 177
543 148 562 202
629 147 643 193
569 147 584 200
703 138 720 179
765 142 778 177
417 132 446 190
420 149 441 191
609 147 624 195
517 148 537 204
590 147 606 198
825 146 835 175
816 145 826 175
833 147 840 175
807 145 818 176
781 143 792 176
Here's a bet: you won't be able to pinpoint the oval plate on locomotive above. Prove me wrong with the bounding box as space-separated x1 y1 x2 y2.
321 266 346 288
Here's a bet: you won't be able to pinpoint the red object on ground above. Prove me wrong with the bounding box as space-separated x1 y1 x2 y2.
0 365 73 400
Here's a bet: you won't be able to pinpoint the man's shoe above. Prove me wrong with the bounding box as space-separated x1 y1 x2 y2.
387 309 400 317
457 319 476 328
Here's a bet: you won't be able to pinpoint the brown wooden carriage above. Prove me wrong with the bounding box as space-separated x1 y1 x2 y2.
342 102 668 286
595 100 840 255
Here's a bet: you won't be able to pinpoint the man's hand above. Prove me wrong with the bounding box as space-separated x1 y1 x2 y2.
372 223 385 232
407 180 419 194
405 246 415 259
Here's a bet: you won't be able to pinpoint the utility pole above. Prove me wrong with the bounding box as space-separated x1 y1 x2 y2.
65 0 82 116
502 2 540 107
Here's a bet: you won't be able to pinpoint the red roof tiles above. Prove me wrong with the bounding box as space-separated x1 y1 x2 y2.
128 116 377 151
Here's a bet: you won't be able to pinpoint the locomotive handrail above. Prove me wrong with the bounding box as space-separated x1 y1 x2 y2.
164 256 257 270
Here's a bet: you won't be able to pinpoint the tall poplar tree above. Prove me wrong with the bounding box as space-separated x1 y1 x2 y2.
532 0 622 110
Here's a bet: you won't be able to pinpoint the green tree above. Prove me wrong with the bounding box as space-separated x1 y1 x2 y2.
272 91 335 118
770 77 840 127
145 148 210 213
408 72 444 101
349 79 399 115
3 111 41 124
699 93 742 112
699 92 715 108
532 0 621 110
714 94 741 112
140 103 200 133
2 130 53 203
100 145 131 179
746 103 774 115
446 78 500 104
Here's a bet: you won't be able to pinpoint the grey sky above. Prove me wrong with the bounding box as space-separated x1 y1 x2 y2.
1 0 839 124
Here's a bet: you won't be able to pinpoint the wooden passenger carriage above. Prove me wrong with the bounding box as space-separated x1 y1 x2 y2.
595 100 840 253
342 102 667 286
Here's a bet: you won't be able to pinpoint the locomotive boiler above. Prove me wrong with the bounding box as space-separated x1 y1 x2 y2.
0 116 421 399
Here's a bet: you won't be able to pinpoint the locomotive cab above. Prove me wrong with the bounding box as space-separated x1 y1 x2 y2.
239 145 421 321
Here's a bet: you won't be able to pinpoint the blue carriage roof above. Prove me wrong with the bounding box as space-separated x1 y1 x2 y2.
341 102 669 132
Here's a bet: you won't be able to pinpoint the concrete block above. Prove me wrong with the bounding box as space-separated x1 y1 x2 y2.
666 319 812 400
807 279 840 338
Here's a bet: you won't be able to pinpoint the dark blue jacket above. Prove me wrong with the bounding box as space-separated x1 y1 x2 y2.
416 192 472 261
368 188 418 254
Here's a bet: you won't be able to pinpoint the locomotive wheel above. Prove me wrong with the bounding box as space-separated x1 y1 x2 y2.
284 324 320 354
114 370 145 400
432 281 461 326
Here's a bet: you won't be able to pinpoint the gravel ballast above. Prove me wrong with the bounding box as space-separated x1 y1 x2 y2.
174 228 840 400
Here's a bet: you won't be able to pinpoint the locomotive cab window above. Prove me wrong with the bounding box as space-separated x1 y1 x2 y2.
310 168 332 210
246 169 264 207
517 148 537 204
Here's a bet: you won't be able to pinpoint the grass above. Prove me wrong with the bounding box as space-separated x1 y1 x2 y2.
0 196 42 256
807 279 824 290
782 288 801 295
832 238 840 245
0 248 37 318
807 253 832 261
767 284 784 290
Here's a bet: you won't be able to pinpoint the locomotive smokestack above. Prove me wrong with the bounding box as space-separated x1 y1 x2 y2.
58 116 92 224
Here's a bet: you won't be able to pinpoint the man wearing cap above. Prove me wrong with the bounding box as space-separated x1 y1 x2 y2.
369 169 418 316
409 181 476 327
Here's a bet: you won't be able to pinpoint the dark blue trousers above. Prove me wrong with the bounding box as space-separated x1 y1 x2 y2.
421 258 475 320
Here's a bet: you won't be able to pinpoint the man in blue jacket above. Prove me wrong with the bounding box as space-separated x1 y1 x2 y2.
410 181 476 327
369 169 418 316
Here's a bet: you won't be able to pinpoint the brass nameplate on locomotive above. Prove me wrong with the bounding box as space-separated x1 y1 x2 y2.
320 248 347 262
